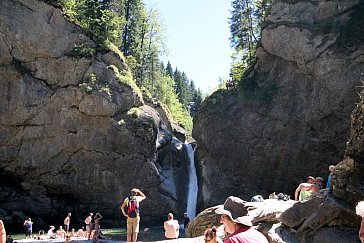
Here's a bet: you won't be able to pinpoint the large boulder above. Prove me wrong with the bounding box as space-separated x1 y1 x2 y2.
280 192 360 242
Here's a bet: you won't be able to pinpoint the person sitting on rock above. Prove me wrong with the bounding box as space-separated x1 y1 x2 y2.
164 213 180 240
311 177 324 193
77 227 85 237
294 176 315 201
356 201 364 243
56 226 66 239
47 226 56 239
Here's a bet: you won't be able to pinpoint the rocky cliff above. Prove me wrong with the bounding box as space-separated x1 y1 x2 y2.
0 0 191 228
193 0 364 209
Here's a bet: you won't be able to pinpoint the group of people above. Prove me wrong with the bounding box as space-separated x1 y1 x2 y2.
83 212 103 241
294 165 336 201
294 175 324 201
119 188 192 242
1 184 363 243
118 188 268 242
18 211 103 242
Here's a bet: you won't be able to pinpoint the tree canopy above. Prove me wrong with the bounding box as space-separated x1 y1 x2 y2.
229 0 274 83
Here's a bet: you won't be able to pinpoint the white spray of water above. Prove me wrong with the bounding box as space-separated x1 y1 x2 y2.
185 144 198 219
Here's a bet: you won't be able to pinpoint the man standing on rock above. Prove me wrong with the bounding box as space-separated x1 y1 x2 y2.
121 188 146 242
164 213 180 239
356 201 364 243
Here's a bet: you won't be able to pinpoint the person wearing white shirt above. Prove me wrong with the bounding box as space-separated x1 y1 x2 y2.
164 213 179 239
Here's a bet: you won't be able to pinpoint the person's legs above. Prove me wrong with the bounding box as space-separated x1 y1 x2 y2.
132 217 140 242
85 225 90 239
126 217 132 242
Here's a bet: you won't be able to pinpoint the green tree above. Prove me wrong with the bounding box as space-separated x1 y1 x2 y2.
60 0 124 46
229 0 273 84
165 61 174 78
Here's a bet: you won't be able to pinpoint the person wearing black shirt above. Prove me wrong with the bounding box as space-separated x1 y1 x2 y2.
183 213 190 229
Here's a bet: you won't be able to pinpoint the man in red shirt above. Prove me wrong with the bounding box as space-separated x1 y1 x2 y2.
215 196 268 243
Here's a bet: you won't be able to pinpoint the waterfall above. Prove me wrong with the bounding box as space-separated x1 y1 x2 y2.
185 143 198 219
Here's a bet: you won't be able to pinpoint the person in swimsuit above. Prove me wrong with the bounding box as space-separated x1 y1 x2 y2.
84 213 93 240
294 176 315 201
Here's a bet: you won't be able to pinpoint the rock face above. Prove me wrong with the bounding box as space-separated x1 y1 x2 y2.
193 0 364 210
0 0 191 227
332 86 364 203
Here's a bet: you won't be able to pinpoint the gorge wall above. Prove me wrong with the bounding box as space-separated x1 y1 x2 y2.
193 0 364 209
0 0 191 228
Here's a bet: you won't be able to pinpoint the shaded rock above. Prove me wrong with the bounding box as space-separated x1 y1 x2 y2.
280 192 360 242
0 209 7 217
280 195 324 228
333 79 364 202
266 223 299 243
311 226 359 243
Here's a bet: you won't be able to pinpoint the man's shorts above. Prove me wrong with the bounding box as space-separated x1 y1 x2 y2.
127 216 140 234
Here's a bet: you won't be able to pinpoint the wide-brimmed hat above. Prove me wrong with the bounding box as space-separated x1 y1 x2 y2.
215 196 252 227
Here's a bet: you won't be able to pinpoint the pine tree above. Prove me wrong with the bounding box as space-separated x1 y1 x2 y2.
229 0 274 82
165 61 174 78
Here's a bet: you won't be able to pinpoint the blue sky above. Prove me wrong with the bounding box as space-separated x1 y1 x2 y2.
143 0 232 93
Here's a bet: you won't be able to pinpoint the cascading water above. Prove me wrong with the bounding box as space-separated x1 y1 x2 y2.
185 143 198 219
